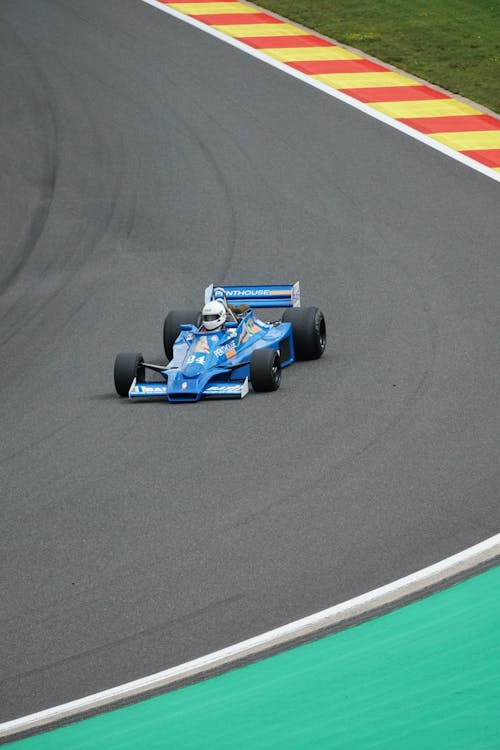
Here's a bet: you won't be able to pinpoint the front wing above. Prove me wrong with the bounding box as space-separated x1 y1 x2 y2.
129 376 249 401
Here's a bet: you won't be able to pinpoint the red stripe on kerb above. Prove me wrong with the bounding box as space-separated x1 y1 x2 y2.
342 85 450 103
399 114 500 134
461 149 500 168
238 34 333 48
192 12 280 24
288 59 388 75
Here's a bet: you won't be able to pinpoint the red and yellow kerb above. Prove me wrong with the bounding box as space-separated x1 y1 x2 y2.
159 0 500 173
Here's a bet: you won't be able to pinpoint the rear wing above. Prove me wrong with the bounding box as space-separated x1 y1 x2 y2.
205 282 300 309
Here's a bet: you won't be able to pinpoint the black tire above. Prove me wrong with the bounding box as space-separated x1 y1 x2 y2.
282 307 326 360
163 309 202 360
250 348 281 392
114 352 145 397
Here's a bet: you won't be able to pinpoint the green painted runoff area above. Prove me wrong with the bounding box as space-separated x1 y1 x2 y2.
9 564 500 749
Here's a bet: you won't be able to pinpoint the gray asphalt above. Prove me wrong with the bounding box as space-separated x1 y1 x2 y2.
1 0 499 722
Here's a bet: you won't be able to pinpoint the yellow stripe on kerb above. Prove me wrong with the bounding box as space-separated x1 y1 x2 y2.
371 100 482 118
215 23 309 37
431 131 500 150
313 72 414 89
169 2 257 13
263 47 361 62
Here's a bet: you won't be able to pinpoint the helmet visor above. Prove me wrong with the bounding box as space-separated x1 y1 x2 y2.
203 314 220 322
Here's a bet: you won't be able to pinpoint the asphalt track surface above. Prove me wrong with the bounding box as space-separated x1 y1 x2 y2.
1 0 499 722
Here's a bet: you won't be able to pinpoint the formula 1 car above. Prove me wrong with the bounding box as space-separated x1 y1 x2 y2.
114 283 326 402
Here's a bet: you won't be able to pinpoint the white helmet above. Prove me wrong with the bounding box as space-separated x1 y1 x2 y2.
202 300 226 331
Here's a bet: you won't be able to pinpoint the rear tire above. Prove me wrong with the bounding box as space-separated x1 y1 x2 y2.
163 309 202 360
114 352 145 397
282 307 326 360
250 348 281 392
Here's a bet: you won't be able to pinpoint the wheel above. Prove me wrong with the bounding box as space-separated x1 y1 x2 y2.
114 352 145 397
282 307 326 360
250 348 281 392
163 309 202 360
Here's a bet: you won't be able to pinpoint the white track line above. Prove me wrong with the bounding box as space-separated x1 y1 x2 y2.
1 533 499 739
141 0 500 183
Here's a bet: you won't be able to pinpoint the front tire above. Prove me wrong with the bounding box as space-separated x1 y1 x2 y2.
250 348 281 392
163 309 202 360
114 352 145 397
282 307 326 360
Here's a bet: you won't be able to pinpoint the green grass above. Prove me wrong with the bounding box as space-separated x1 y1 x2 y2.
256 0 500 114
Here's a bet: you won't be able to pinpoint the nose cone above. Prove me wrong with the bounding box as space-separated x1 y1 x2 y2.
182 360 205 378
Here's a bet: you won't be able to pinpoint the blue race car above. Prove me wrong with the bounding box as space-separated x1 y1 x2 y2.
114 283 326 402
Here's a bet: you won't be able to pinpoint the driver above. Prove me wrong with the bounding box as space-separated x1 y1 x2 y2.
200 300 227 332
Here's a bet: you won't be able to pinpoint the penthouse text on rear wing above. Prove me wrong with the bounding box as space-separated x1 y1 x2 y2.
205 282 300 309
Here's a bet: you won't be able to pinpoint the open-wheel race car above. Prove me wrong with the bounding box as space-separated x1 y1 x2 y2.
114 283 326 402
